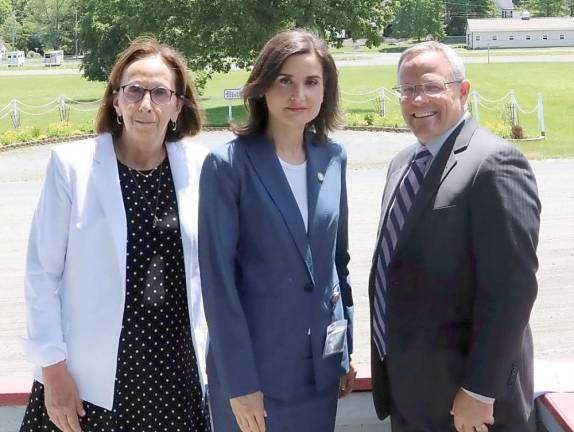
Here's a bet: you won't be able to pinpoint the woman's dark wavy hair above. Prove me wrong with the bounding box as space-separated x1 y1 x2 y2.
233 29 342 143
95 36 203 141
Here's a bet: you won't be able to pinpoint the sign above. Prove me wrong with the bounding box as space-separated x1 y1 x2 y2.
224 88 242 100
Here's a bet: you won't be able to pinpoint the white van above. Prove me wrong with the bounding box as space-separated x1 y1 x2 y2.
7 51 25 67
44 50 64 67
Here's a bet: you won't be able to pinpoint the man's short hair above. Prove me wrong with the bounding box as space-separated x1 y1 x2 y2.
397 41 466 82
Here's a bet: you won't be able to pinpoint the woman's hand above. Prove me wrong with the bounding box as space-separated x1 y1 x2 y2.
42 361 85 432
229 390 267 432
338 361 357 398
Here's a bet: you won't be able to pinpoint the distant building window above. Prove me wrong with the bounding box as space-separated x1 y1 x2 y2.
543 34 548 40
509 35 514 40
526 35 531 40
560 34 565 40
476 36 481 41
492 35 498 41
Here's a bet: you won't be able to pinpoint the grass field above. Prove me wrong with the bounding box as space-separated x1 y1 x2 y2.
1 62 572 158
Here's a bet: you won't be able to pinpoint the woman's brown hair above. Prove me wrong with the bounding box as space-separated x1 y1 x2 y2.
95 36 202 140
234 29 342 142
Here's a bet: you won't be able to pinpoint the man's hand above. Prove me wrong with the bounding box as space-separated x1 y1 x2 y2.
450 388 494 432
229 390 267 432
42 361 85 432
338 361 357 398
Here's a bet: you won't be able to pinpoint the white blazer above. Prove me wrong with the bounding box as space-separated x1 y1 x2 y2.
23 133 209 410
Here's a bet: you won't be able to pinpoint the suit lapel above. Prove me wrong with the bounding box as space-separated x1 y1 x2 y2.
305 134 330 238
92 133 127 285
244 135 315 283
396 118 477 252
166 142 197 277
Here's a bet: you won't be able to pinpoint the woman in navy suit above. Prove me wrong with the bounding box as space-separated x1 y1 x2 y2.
199 29 355 432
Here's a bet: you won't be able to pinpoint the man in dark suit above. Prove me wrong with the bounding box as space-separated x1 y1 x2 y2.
369 41 541 432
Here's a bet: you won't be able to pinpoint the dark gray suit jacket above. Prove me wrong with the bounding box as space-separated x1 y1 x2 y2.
369 117 541 431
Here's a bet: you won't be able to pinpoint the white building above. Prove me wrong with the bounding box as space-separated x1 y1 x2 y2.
467 15 574 49
494 0 514 18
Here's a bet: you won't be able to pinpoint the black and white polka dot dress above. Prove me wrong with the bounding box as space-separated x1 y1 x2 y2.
20 155 210 432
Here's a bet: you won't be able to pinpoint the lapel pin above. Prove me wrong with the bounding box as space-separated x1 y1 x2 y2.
317 172 324 182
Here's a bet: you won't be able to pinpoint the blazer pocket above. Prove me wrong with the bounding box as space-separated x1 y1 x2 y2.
432 204 457 212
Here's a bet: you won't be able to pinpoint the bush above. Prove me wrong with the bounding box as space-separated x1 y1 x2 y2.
0 122 94 146
26 51 42 59
511 125 525 139
345 112 404 128
484 120 511 138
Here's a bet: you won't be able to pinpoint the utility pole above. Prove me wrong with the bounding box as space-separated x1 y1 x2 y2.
11 10 16 46
75 9 78 58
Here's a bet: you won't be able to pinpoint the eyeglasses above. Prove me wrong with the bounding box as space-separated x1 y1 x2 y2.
117 84 177 105
393 81 461 99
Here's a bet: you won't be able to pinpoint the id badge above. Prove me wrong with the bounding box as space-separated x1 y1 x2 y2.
322 319 347 358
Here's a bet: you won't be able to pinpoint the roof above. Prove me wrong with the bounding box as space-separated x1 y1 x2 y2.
494 0 514 10
467 17 574 32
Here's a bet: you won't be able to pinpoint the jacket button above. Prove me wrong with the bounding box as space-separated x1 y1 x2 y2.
304 282 314 292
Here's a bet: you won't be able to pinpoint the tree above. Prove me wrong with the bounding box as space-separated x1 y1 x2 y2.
25 0 77 51
0 0 11 25
78 0 392 82
388 0 445 41
445 0 497 35
522 0 567 15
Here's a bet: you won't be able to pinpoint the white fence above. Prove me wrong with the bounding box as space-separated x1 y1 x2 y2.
341 86 401 118
0 96 101 128
340 87 545 138
469 90 545 137
1 89 546 138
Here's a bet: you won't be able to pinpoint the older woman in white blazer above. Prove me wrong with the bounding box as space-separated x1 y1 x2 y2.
20 37 210 432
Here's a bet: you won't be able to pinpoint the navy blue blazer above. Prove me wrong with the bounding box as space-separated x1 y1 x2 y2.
198 132 353 402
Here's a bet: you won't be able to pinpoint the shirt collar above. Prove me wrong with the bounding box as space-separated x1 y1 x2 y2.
417 111 470 157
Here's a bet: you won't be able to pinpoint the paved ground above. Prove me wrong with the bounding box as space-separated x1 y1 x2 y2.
1 130 573 380
334 52 574 67
1 49 573 77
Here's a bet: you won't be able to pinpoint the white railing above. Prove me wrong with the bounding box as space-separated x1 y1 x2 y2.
470 90 545 137
0 96 101 128
0 89 546 138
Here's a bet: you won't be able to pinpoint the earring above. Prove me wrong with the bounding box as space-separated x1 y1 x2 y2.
116 115 123 125
171 120 177 131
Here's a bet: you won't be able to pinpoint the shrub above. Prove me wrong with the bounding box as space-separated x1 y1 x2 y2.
511 125 525 139
26 51 42 59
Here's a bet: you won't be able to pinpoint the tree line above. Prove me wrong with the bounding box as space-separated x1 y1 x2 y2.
0 0 572 82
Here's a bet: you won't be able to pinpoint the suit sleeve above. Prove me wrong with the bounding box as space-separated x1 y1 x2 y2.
22 150 71 367
198 151 260 398
335 146 354 356
463 145 541 398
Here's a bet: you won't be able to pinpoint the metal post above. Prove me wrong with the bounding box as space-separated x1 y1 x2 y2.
10 99 19 128
379 88 386 117
510 90 518 126
537 93 545 137
472 91 480 123
58 95 65 122
227 103 233 122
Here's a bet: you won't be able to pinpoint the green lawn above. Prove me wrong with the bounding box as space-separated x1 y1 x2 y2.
1 62 572 158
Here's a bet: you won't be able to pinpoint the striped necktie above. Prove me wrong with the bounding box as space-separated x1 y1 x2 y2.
372 148 433 358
